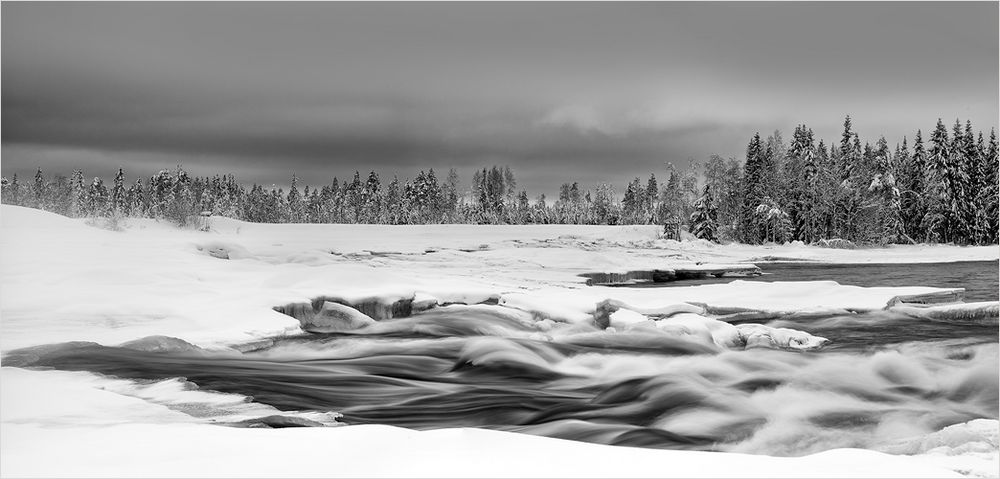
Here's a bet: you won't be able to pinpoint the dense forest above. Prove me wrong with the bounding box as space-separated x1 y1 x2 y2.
2 116 997 246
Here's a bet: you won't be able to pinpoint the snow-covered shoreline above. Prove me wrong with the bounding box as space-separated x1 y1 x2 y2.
1 205 997 478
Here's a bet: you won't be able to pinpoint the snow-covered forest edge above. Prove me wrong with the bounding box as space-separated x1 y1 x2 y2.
3 116 998 247
1 203 997 477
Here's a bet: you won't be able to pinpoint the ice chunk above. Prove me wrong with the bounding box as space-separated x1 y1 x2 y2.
889 301 999 324
735 324 829 350
119 335 205 354
302 301 376 333
608 308 650 329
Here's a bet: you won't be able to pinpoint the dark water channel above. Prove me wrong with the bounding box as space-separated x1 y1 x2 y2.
621 260 999 303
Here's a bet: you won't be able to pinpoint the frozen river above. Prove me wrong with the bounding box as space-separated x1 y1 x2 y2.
12 281 997 457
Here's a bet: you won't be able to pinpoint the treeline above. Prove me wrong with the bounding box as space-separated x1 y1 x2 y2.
0 163 701 228
713 117 999 246
1 116 996 246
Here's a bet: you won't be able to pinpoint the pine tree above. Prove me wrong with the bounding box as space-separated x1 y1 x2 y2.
168 166 196 225
867 136 902 244
127 178 146 217
384 176 402 224
964 122 990 244
442 169 460 222
645 174 658 223
111 168 128 215
2 174 22 206
591 183 618 225
792 126 823 242
739 133 766 243
622 177 643 224
689 183 718 242
85 177 109 217
360 171 382 223
986 129 999 243
32 168 47 210
948 119 974 243
839 115 855 180
345 171 363 223
286 175 304 223
922 119 952 242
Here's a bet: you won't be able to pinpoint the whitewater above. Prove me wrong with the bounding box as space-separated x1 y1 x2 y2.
1 205 997 478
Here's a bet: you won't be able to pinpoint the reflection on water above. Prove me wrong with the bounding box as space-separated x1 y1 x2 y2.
13 302 998 457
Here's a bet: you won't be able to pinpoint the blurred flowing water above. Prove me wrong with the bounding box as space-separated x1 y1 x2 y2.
14 293 998 457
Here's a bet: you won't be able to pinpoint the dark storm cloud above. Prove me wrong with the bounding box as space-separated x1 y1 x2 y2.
2 2 997 194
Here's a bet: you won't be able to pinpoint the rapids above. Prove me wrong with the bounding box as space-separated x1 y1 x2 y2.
9 302 997 457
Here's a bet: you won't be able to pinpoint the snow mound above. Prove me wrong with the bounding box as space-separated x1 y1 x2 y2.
0 205 82 229
882 419 999 478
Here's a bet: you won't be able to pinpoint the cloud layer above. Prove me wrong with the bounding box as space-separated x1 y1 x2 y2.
3 2 997 195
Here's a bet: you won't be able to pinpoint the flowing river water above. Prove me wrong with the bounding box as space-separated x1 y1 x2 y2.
6 261 998 457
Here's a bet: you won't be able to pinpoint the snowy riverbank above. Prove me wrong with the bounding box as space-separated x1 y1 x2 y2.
1 205 997 478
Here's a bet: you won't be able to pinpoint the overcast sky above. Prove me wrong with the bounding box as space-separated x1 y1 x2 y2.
3 2 997 196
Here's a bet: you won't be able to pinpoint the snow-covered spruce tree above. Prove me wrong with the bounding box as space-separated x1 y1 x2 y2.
965 123 991 244
622 177 643 224
45 174 70 216
84 177 109 217
111 168 128 216
126 178 146 217
763 130 786 196
68 170 86 217
286 175 304 223
986 129 999 244
866 136 902 245
424 169 443 223
165 166 196 225
645 174 658 223
148 169 174 220
659 166 685 230
788 125 822 242
739 133 766 243
897 133 924 242
689 183 718 242
360 171 381 224
754 196 792 243
344 171 363 224
383 176 402 224
704 154 744 241
814 140 841 239
948 119 974 244
921 119 952 243
591 183 619 225
513 190 530 224
568 182 583 223
31 169 48 210
839 116 856 182
1 174 21 206
441 169 461 223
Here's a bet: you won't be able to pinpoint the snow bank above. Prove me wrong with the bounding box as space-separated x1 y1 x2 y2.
883 419 1000 478
0 366 966 478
